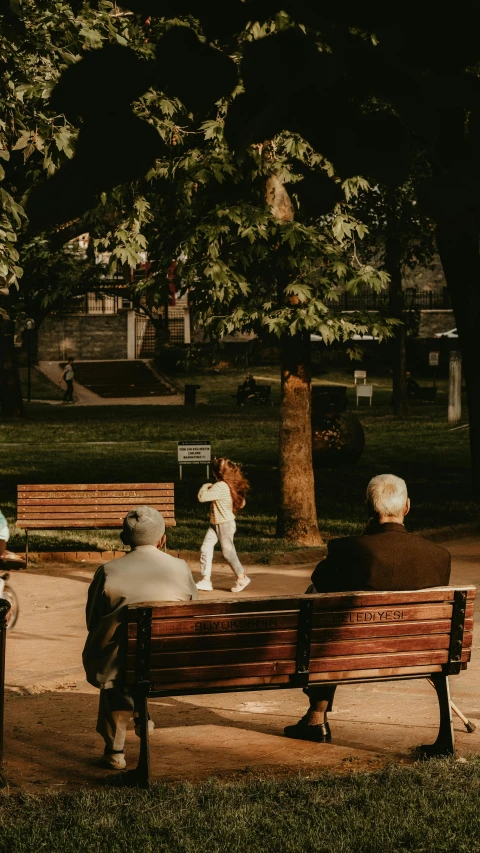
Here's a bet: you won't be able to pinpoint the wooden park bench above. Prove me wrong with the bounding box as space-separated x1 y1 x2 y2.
16 483 176 567
124 585 476 786
412 386 437 403
233 384 272 406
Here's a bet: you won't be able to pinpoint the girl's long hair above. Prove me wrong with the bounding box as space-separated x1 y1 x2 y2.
212 457 250 513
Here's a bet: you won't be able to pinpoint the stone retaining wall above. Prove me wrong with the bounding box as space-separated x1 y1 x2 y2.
37 313 130 361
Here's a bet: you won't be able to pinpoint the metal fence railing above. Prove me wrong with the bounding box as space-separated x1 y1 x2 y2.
324 288 452 311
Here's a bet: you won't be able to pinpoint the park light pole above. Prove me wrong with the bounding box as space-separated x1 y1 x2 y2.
25 318 35 404
448 350 462 425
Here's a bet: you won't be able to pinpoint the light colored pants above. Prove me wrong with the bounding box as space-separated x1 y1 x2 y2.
96 686 135 753
200 521 244 579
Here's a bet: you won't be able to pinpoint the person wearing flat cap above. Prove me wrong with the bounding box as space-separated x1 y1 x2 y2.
83 506 198 770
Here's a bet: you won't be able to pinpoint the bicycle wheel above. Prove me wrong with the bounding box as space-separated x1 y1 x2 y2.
2 583 19 630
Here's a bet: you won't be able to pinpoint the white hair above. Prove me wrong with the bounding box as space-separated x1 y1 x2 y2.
366 474 408 518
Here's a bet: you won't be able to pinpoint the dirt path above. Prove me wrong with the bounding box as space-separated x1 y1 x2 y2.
3 538 480 791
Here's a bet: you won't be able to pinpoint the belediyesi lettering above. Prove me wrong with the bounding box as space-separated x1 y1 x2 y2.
332 610 405 624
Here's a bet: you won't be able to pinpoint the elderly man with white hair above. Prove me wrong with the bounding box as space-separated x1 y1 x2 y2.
284 474 451 744
83 506 198 769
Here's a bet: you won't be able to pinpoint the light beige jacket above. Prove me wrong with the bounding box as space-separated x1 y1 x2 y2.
83 545 198 689
197 481 236 524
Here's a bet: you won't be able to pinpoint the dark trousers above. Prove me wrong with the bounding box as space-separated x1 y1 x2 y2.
63 380 74 402
305 685 337 709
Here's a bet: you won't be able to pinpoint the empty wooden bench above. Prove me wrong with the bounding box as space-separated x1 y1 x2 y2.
124 585 476 786
16 483 176 566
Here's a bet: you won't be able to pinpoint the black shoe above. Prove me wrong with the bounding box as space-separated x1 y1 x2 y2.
284 721 332 743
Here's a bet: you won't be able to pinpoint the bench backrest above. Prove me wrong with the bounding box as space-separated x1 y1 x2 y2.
17 483 175 530
126 586 475 696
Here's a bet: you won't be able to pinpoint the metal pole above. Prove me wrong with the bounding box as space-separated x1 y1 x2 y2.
207 464 209 479
0 598 11 787
448 351 462 424
179 464 182 480
27 330 31 403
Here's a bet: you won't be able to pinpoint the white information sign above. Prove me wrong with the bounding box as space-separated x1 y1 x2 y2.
354 370 367 385
177 441 211 479
429 351 440 367
178 441 211 463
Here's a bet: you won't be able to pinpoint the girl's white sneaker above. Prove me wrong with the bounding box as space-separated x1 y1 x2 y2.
102 752 126 770
231 576 251 593
196 579 213 591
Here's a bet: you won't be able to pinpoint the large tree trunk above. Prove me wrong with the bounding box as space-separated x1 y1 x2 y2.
436 222 480 497
0 318 25 417
276 331 323 544
265 168 322 544
385 217 408 418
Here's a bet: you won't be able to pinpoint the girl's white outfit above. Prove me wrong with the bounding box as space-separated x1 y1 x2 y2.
198 481 245 579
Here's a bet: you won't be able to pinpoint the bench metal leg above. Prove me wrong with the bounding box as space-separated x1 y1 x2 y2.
418 673 455 758
133 692 150 788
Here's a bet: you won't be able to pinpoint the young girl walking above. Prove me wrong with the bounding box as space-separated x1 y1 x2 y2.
196 457 250 593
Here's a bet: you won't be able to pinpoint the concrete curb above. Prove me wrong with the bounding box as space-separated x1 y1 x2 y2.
19 548 327 566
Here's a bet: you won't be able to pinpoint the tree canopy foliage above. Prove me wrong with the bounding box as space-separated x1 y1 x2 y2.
1 0 395 346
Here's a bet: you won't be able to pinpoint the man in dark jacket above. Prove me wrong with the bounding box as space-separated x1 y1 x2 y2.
284 473 451 743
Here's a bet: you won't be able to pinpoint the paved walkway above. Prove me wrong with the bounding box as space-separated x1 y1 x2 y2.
3 536 480 790
38 361 184 406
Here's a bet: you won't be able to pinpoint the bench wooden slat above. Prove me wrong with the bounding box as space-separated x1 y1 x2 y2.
127 633 457 672
129 602 473 630
127 587 475 619
18 497 175 506
129 613 474 640
308 664 447 682
138 663 445 693
18 510 176 519
310 648 471 673
146 674 297 691
128 629 300 649
18 483 174 491
128 618 474 648
129 648 471 687
16 519 177 528
18 493 174 502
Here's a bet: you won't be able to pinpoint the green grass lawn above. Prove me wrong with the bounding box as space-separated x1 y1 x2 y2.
0 368 476 556
1 762 480 853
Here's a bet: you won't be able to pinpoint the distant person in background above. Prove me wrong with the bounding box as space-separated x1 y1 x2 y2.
59 356 75 403
197 457 251 593
237 373 257 404
242 373 257 396
406 371 420 398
